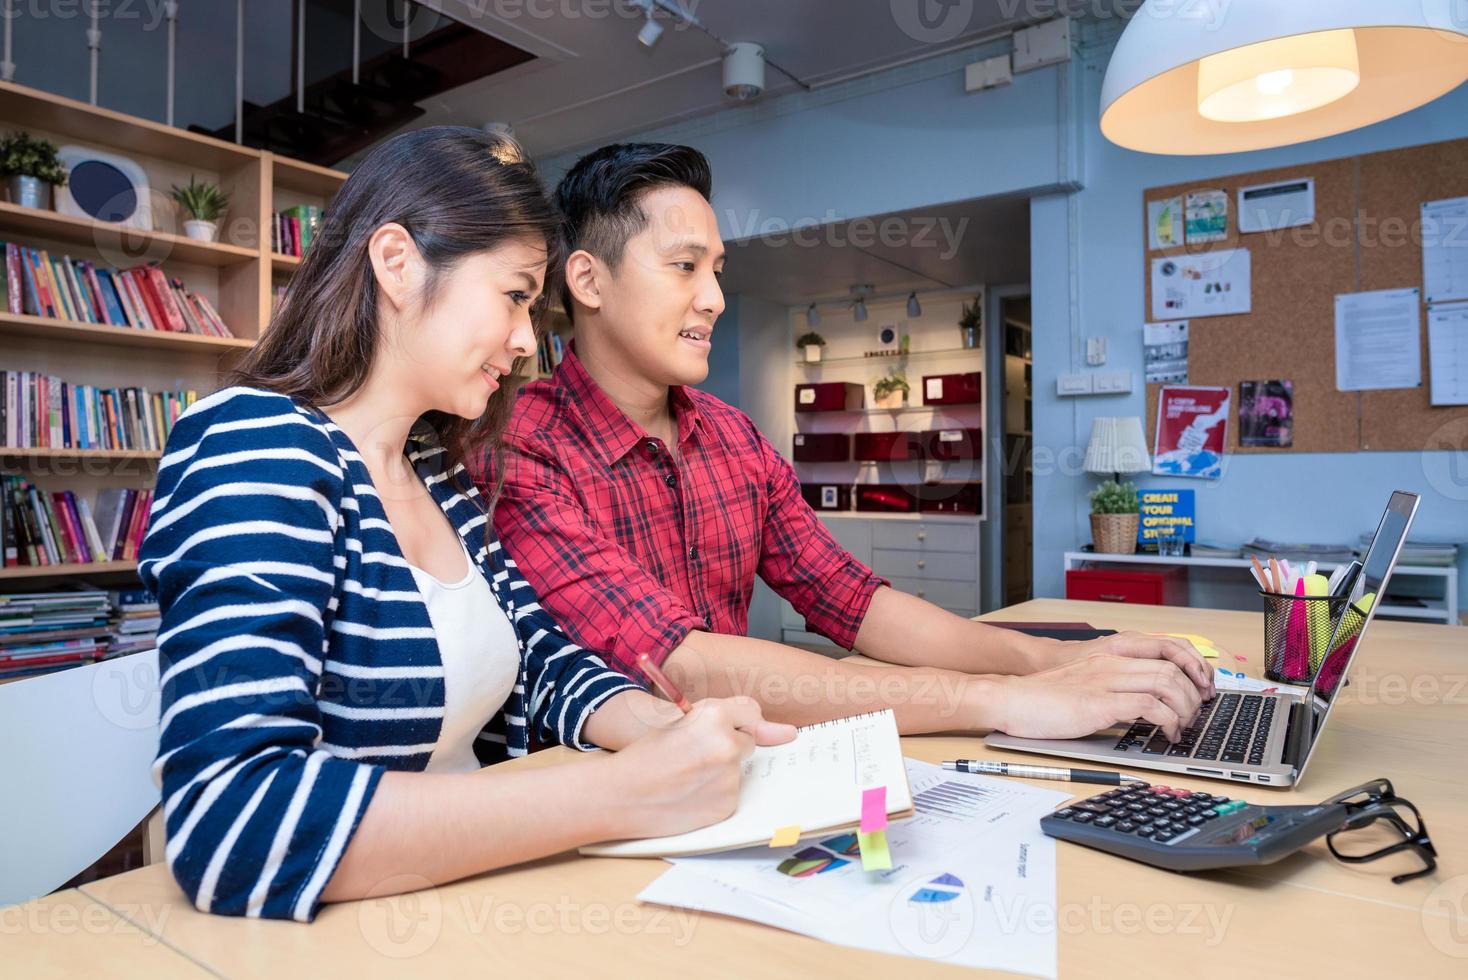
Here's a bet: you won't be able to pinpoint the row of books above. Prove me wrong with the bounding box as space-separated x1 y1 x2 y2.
272 205 323 258
3 243 233 337
3 372 198 452
0 586 157 681
2 476 154 567
536 331 567 376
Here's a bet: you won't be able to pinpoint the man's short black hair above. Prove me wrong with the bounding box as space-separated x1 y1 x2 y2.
553 142 712 317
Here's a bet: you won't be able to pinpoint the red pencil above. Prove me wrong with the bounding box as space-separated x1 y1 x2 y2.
637 652 692 713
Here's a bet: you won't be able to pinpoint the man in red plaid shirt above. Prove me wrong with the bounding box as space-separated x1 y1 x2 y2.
480 143 1213 742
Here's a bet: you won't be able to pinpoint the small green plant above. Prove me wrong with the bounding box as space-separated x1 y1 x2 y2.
1089 480 1138 515
0 131 67 185
796 331 826 349
873 372 910 401
170 176 229 221
959 296 982 332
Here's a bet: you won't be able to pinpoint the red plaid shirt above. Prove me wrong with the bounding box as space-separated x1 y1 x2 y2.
479 345 886 675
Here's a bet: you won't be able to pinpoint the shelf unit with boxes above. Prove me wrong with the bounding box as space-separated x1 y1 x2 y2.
781 289 989 647
0 80 346 601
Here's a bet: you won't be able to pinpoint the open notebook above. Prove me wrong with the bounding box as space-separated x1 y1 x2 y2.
582 708 914 858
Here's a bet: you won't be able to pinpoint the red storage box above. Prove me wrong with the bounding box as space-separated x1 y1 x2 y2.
853 431 921 462
922 427 983 461
855 484 917 513
796 382 864 413
921 372 981 406
792 432 851 462
1065 565 1188 606
914 481 982 514
801 483 852 511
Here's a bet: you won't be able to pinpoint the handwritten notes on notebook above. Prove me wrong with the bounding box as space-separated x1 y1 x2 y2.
581 709 911 858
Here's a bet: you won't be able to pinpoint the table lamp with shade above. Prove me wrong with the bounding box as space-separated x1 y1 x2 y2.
1084 416 1151 554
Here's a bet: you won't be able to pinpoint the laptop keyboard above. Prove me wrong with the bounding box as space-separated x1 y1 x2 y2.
1113 693 1276 767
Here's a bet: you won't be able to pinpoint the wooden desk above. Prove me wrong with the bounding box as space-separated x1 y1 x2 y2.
13 600 1468 977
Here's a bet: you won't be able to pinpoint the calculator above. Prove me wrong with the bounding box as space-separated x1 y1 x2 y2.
1041 783 1350 872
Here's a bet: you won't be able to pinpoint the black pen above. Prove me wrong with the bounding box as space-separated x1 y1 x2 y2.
942 759 1148 786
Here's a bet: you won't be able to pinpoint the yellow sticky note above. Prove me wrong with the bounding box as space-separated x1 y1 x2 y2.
1154 632 1222 659
769 824 801 848
857 829 892 871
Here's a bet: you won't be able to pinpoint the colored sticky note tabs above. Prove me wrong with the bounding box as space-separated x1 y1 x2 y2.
860 786 887 832
769 824 801 848
856 829 892 871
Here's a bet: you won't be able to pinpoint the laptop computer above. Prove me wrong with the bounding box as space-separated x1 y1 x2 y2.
985 490 1420 788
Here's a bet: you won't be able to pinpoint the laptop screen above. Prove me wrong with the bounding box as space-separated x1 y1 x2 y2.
1295 490 1419 779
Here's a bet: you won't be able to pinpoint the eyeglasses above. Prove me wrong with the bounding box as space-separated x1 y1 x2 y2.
1323 777 1437 884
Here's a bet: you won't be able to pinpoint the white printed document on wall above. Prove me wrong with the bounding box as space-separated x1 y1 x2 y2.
1335 288 1422 392
1150 248 1251 320
1428 303 1468 406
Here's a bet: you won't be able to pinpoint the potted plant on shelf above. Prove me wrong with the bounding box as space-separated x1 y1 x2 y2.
872 372 909 409
796 331 826 363
1089 480 1140 555
959 295 982 349
0 131 67 211
170 176 229 242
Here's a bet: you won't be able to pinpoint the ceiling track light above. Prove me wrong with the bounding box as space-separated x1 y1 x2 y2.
723 42 766 100
906 292 922 318
637 8 663 48
852 298 868 322
806 303 820 328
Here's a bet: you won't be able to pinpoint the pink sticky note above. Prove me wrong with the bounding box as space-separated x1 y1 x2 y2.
860 786 887 832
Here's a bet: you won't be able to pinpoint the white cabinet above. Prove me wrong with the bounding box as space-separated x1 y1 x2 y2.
780 514 983 647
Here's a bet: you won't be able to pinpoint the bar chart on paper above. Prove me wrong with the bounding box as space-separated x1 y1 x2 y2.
1428 303 1468 406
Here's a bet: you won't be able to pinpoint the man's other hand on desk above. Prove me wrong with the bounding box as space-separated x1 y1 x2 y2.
1035 631 1215 698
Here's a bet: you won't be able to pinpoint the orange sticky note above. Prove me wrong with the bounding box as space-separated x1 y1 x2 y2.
769 824 801 848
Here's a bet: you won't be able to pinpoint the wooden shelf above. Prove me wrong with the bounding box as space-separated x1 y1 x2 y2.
0 560 137 581
271 153 348 198
797 347 981 368
0 81 257 172
0 311 253 353
1 447 162 462
271 253 303 272
0 200 257 268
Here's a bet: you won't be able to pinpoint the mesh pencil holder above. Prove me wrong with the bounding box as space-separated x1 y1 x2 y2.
1260 591 1370 686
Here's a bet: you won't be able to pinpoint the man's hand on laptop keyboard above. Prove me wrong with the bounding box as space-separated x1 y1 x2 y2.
990 652 1205 742
1035 632 1215 700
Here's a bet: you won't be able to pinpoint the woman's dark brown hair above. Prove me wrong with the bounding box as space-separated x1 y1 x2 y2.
231 125 561 502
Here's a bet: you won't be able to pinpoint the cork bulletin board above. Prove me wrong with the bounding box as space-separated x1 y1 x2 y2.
1142 137 1468 454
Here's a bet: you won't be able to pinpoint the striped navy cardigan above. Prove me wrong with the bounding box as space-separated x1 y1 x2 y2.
140 386 641 922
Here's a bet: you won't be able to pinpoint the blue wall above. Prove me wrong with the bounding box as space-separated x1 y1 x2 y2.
541 18 1468 619
1031 23 1468 614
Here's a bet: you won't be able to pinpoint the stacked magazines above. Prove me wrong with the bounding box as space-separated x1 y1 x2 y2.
106 587 159 660
0 587 114 680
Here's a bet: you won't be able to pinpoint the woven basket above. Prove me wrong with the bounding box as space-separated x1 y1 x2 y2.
1091 513 1140 554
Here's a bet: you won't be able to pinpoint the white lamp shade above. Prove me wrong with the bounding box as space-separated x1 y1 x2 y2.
1085 416 1151 476
1101 0 1468 155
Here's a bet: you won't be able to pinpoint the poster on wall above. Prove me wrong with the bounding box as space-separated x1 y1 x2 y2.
1238 380 1294 448
1147 196 1184 250
1138 489 1196 545
1150 247 1252 320
1185 189 1229 243
1143 320 1189 383
1153 385 1230 480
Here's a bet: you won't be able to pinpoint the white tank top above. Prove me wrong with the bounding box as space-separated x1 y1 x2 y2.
408 537 520 773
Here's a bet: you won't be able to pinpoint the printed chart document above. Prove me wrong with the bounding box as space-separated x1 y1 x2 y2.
1427 303 1468 406
638 759 1071 978
582 709 913 857
1422 196 1468 305
1335 288 1422 391
1150 248 1251 320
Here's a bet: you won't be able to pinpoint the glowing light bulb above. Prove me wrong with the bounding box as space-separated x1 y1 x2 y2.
1255 68 1295 96
1198 29 1360 122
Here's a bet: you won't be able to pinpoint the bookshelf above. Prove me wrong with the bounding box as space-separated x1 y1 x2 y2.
0 80 348 582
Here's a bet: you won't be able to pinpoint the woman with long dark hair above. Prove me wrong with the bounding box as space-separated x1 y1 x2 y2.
140 127 792 921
